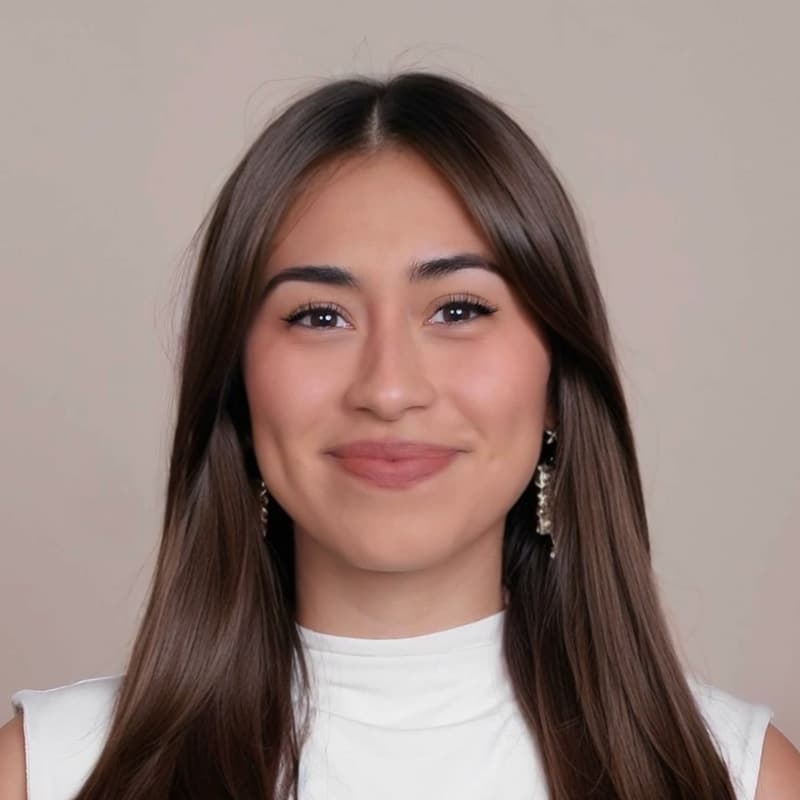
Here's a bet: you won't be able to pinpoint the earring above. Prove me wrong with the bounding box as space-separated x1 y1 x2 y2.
259 479 269 539
534 428 557 559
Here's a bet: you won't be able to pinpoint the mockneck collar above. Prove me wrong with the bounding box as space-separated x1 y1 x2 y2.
296 607 506 655
294 607 511 728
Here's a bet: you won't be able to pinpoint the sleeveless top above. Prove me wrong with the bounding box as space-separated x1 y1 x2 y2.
9 608 774 800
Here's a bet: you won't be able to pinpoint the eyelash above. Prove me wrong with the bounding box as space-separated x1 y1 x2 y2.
281 294 498 330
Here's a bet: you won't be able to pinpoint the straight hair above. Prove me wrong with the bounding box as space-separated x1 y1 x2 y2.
74 70 737 799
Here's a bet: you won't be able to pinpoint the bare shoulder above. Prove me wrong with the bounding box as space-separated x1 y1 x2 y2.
0 713 27 799
755 723 800 799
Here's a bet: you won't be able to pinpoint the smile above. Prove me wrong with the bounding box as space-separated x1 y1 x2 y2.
327 452 460 489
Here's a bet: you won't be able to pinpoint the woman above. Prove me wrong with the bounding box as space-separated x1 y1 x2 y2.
2 71 798 799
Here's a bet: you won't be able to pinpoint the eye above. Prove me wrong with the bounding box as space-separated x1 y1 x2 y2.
281 302 350 329
428 294 498 325
281 294 497 330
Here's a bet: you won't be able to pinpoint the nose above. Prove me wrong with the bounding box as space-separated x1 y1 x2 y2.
342 311 437 419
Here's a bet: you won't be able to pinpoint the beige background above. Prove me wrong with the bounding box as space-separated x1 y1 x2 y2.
1 1 798 742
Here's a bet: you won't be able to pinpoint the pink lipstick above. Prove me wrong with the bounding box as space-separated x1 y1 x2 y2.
326 439 462 489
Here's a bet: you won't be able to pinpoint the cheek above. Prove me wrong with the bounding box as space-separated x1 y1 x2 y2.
242 330 339 435
449 331 550 485
451 334 549 432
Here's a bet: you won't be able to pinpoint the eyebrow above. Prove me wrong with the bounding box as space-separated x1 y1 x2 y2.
259 252 500 300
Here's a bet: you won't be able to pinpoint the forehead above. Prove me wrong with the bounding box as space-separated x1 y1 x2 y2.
267 147 493 271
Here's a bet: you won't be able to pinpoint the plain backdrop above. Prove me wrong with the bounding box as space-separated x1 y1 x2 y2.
1 1 798 743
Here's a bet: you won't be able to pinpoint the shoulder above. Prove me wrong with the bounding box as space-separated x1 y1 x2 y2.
9 673 123 725
3 674 123 800
686 675 793 800
754 723 800 799
0 714 25 800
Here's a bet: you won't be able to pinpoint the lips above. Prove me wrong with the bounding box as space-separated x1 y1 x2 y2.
327 439 461 460
325 439 463 488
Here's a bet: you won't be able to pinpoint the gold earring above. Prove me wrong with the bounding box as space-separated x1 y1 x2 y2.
259 479 269 539
534 428 557 559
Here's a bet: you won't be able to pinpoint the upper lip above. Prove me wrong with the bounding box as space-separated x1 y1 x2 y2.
326 438 463 460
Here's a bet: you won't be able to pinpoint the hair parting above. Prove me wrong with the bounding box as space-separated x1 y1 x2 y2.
73 71 737 799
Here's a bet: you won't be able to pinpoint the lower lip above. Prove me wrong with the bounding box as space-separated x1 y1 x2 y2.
327 452 460 489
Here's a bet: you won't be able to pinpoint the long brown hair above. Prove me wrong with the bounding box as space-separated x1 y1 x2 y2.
74 71 736 799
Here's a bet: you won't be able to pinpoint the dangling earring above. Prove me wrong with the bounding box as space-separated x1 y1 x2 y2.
259 479 269 539
534 427 557 559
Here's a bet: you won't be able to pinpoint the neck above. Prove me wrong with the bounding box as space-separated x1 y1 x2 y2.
293 519 506 638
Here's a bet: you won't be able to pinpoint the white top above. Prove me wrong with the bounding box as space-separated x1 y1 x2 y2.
10 608 774 800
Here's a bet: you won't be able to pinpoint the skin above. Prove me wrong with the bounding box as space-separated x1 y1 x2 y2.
242 146 555 639
755 725 800 798
1 152 798 800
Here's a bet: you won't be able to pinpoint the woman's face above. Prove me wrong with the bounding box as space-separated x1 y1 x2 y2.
242 147 553 627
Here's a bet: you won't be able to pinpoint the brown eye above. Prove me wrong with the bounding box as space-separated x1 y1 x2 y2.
282 303 348 329
428 294 497 325
282 294 497 330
